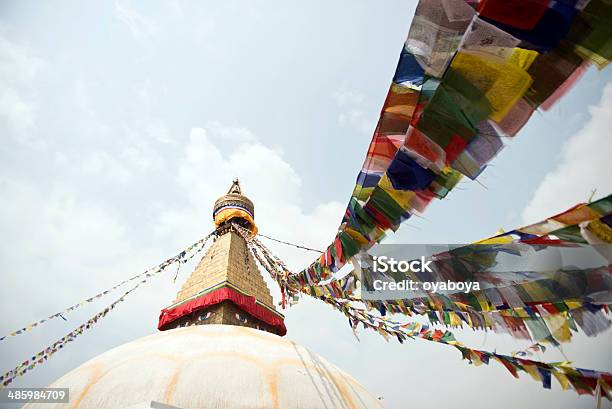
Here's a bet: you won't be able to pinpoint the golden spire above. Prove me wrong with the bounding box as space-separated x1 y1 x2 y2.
157 180 285 335
213 178 257 234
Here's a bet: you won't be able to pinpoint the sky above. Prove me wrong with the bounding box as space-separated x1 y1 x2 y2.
0 1 611 408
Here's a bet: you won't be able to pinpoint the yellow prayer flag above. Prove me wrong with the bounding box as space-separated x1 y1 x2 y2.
450 50 534 122
553 371 570 390
379 174 416 209
523 364 543 382
508 48 539 70
587 219 612 243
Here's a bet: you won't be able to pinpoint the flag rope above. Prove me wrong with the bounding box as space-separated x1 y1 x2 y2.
0 230 216 387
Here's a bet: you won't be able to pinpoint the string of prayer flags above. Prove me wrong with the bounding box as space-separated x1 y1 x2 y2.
0 230 215 379
241 228 612 399
336 297 612 398
249 224 579 343
1 282 146 388
236 196 612 347
282 195 612 299
294 0 611 293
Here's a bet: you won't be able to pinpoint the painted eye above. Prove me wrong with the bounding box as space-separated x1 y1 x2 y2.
198 311 213 321
235 313 248 324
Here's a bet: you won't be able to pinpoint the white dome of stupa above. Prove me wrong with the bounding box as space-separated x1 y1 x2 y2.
24 325 384 409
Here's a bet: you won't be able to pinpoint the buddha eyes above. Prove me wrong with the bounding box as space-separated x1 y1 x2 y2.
198 311 213 321
235 313 248 324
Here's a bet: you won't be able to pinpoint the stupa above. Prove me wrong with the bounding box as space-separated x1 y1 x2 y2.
24 180 384 409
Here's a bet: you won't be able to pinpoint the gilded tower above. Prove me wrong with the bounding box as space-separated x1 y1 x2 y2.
157 180 286 335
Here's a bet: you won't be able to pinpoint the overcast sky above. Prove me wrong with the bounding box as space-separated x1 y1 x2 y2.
1 1 611 408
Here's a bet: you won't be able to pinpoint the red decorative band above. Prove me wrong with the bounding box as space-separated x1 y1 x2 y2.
158 286 287 336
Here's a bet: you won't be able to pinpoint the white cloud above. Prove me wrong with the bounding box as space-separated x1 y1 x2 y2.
207 121 257 143
114 1 159 39
0 34 45 147
331 90 364 106
63 78 170 183
338 108 373 134
78 131 165 184
332 90 374 134
522 81 612 224
156 125 343 274
0 121 337 286
81 151 133 183
144 120 175 144
193 18 217 44
166 0 185 19
0 178 138 315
